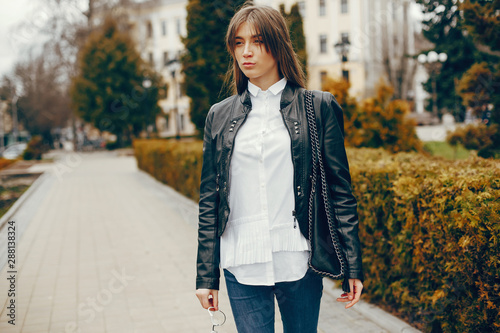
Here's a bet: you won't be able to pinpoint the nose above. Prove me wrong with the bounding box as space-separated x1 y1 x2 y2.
242 42 252 58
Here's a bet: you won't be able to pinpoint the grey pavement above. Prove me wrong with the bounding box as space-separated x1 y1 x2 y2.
0 150 420 333
415 124 456 142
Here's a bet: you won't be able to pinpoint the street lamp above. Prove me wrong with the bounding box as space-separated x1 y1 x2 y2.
165 57 181 140
418 51 447 119
334 38 350 82
142 78 153 138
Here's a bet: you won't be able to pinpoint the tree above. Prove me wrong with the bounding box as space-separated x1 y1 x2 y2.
415 0 497 120
459 0 500 125
461 0 500 55
381 0 418 101
280 3 307 78
3 50 71 148
181 0 248 136
71 16 162 147
323 77 422 153
457 62 494 115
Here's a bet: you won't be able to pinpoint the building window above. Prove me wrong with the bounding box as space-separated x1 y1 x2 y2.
319 0 326 16
163 51 168 67
146 21 153 38
341 32 349 43
342 70 349 82
180 114 185 131
148 52 154 66
161 20 167 36
320 34 327 54
298 1 306 17
176 18 181 35
320 71 327 87
341 0 348 14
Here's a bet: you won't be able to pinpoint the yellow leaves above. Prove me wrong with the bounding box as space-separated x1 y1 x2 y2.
459 236 471 248
431 289 446 306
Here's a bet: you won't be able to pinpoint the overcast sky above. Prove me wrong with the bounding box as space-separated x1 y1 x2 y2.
0 0 37 78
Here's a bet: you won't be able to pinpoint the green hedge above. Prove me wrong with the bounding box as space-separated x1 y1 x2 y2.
348 149 499 332
134 139 500 332
133 139 203 201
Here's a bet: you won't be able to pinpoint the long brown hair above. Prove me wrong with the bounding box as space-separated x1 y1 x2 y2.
225 4 306 95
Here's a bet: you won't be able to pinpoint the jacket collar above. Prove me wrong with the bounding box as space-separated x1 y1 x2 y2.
238 81 298 114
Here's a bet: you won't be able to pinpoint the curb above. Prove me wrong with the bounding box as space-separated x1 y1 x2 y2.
322 279 422 333
0 171 48 230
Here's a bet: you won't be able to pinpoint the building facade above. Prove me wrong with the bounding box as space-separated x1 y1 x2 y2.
129 0 195 138
266 0 420 100
128 0 423 137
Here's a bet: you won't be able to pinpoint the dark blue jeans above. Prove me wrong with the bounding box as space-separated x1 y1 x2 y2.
223 268 323 333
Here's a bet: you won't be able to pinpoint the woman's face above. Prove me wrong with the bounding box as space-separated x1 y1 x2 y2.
234 22 280 90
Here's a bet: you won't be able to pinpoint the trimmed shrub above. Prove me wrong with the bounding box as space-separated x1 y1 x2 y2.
447 123 500 159
133 139 203 201
23 136 48 160
0 158 16 170
348 148 500 332
134 140 500 332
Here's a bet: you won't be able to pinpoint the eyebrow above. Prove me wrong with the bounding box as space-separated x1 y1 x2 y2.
235 34 263 39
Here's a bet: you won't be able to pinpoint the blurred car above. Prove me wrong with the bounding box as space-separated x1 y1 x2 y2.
1 143 28 159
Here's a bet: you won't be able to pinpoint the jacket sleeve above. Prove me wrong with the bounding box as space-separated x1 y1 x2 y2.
196 105 221 290
320 92 364 281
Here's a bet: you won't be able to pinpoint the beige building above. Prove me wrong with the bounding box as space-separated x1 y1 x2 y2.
128 0 420 137
129 0 195 137
265 0 419 100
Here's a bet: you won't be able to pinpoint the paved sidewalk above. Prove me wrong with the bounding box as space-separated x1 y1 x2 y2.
0 150 419 332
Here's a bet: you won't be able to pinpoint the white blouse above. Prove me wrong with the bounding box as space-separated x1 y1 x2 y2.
220 78 310 286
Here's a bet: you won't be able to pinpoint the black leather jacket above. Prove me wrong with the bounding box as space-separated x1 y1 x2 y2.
196 82 363 290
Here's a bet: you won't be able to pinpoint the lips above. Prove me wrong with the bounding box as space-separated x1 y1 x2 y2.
242 62 256 67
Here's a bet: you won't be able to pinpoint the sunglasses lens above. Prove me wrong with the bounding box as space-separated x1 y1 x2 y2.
208 307 226 326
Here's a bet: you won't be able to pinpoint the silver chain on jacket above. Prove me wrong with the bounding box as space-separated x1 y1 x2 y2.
304 90 346 279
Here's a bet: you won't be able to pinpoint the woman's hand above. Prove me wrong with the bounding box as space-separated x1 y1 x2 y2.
336 279 363 309
196 288 219 311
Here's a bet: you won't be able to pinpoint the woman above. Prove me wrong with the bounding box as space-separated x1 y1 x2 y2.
196 4 363 332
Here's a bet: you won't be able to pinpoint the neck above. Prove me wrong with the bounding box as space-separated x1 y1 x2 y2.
249 74 282 91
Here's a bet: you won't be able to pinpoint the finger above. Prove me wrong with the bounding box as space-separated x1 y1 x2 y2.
202 294 211 309
336 293 350 303
212 290 219 311
346 282 363 309
348 279 354 300
196 290 211 309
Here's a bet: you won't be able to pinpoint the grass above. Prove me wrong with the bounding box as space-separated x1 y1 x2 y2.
0 185 30 219
423 141 471 160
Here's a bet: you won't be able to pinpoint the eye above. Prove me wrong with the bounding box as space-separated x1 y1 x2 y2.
254 39 263 44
